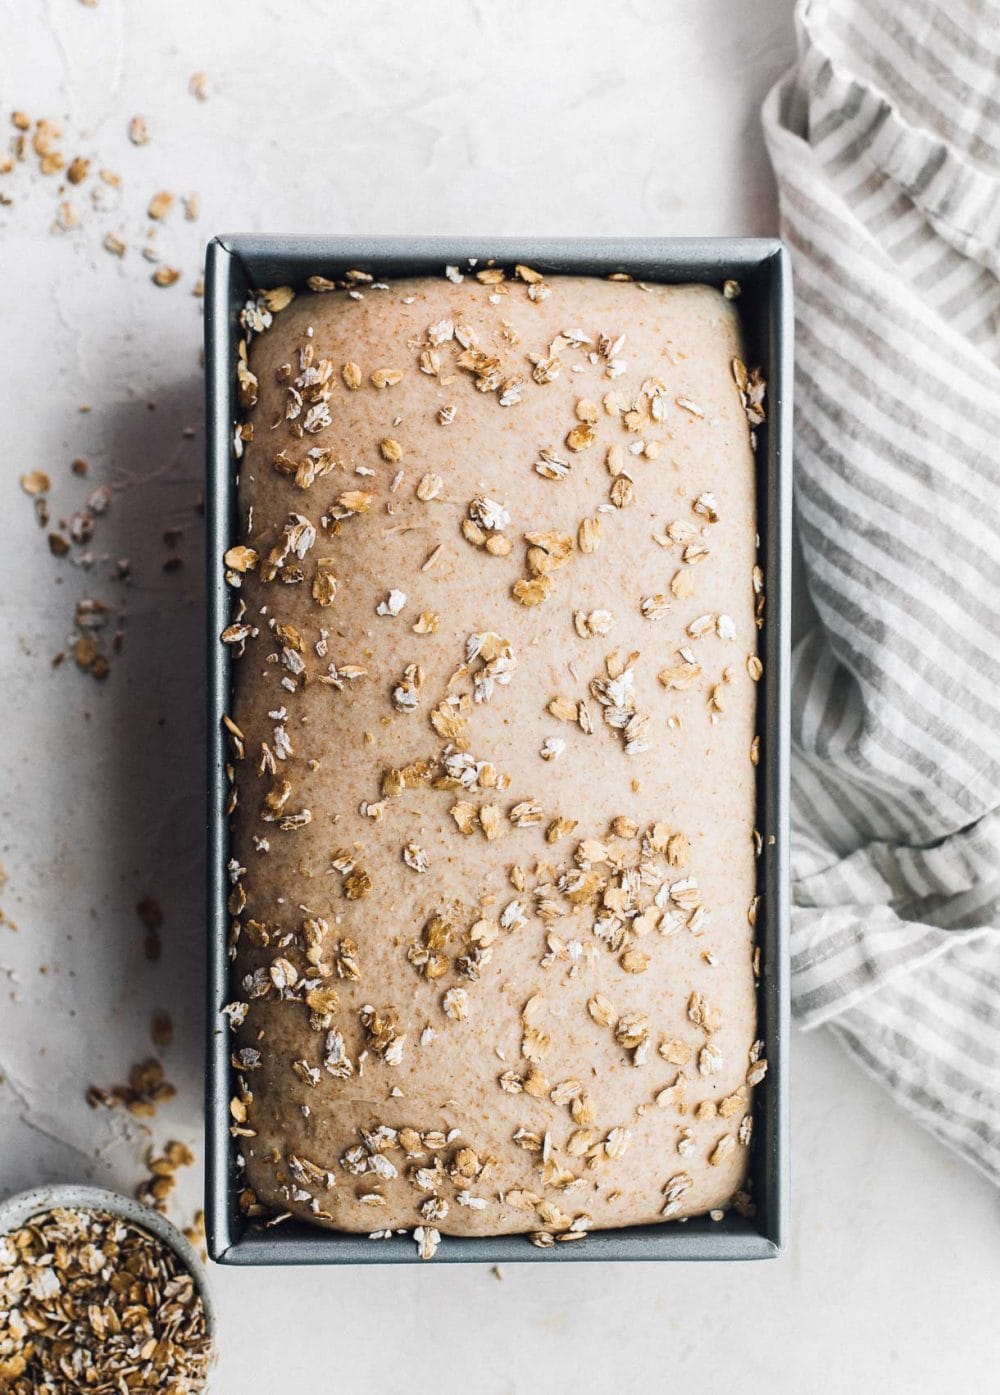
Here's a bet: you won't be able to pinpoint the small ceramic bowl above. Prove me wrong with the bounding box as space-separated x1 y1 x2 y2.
0 1183 215 1339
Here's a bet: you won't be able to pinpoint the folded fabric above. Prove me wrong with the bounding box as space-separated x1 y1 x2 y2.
762 0 1000 1183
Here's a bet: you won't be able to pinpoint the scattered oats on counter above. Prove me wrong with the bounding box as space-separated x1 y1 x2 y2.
4 108 203 290
136 1139 197 1212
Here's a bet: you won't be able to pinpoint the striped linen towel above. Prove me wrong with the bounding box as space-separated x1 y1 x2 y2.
762 0 1000 1183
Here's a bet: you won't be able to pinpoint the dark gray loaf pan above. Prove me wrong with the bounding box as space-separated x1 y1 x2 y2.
205 236 792 1265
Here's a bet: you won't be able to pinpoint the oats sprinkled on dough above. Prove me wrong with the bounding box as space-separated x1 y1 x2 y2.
222 270 765 1247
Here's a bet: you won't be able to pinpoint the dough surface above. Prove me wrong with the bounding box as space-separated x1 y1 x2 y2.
225 271 763 1242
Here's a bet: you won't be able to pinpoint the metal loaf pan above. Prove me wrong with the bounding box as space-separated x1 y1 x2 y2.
205 236 792 1265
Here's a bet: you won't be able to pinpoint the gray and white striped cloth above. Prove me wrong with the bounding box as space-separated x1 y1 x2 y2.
762 0 1000 1183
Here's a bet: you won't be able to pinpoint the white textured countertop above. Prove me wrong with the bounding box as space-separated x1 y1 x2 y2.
1 2 997 1389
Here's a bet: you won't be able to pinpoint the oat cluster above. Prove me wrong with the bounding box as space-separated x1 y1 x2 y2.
86 1058 176 1118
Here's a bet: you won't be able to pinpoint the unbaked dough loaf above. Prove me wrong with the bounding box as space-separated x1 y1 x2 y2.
223 269 765 1249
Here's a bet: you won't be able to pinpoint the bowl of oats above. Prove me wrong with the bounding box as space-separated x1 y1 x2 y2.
0 1184 215 1392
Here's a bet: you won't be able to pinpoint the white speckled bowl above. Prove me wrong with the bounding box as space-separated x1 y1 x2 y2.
0 1184 215 1340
